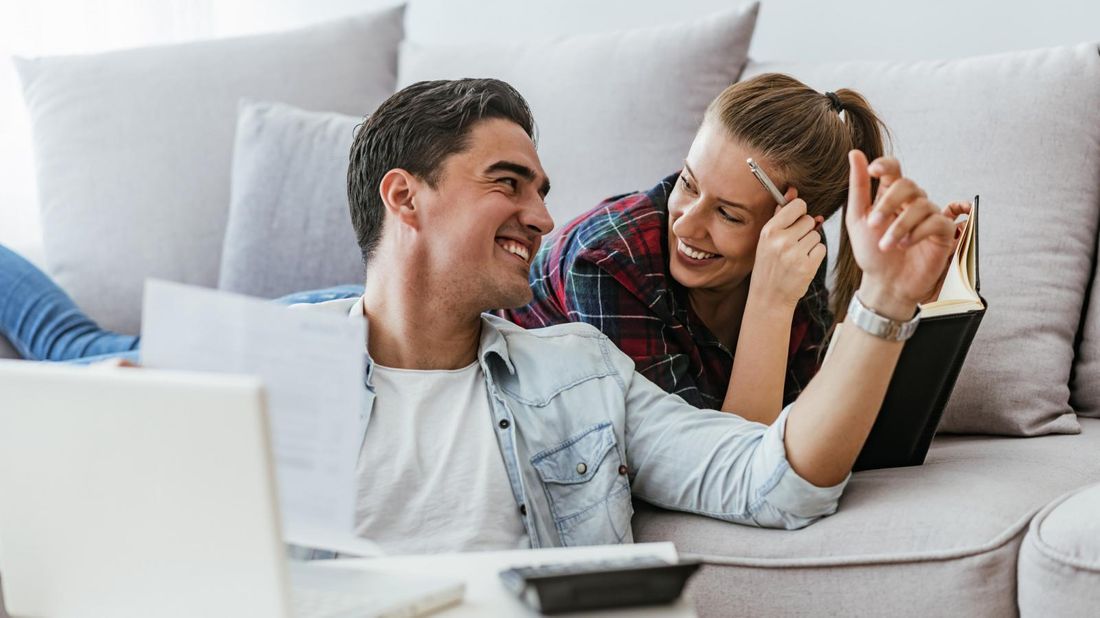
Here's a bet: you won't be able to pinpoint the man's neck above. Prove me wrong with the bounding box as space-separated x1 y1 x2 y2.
688 279 751 350
361 260 483 371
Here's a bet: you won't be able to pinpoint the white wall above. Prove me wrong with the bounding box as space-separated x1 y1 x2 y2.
1 0 1095 255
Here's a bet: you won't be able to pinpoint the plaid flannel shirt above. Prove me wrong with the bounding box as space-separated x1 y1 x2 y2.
502 173 832 410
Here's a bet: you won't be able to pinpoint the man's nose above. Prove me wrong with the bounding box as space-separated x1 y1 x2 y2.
521 195 555 236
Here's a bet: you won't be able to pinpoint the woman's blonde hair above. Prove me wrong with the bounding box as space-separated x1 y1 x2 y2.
704 72 889 325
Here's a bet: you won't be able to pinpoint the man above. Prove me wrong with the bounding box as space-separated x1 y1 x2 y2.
300 78 957 553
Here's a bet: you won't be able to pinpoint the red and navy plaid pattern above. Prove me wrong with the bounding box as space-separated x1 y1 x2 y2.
501 173 831 410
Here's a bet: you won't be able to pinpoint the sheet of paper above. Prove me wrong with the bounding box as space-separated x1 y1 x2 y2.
141 279 367 550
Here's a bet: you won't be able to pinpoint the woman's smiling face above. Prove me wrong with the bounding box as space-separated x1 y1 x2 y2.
667 121 785 295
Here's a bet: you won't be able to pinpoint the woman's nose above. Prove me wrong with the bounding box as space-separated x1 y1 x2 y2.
672 199 705 240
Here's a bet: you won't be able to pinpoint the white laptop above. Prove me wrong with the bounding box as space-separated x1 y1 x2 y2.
0 360 464 618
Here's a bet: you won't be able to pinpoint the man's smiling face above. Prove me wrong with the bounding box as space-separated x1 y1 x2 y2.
414 117 554 312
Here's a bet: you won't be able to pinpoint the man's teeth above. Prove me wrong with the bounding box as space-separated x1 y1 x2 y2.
497 239 530 262
678 240 718 260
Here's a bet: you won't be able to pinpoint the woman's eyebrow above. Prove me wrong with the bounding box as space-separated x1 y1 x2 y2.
682 161 751 212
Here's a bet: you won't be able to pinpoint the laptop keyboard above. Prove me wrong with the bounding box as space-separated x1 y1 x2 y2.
291 587 374 618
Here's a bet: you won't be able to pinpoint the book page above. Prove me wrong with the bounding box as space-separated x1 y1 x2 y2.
140 279 372 553
920 203 984 318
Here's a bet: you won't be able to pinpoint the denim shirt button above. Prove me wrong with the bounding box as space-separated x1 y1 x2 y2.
576 462 587 475
498 419 510 430
519 504 527 516
618 465 628 475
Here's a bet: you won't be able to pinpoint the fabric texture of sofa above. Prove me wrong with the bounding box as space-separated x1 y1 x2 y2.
4 2 1099 617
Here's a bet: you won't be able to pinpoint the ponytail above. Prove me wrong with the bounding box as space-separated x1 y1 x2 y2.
829 89 890 325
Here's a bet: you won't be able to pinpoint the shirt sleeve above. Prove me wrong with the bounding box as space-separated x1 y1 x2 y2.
615 340 848 530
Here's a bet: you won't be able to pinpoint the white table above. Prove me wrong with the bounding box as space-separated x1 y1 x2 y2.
312 542 698 617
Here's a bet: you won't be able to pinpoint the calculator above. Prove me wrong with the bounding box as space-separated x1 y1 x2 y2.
498 554 702 615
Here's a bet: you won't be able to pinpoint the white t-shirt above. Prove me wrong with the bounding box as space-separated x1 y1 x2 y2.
354 361 528 554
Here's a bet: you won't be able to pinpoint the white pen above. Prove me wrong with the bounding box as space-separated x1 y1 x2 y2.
747 158 789 207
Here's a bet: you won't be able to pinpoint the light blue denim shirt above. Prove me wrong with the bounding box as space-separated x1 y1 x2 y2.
297 297 848 551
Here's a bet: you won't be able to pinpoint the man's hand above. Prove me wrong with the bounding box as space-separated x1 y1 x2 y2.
844 150 957 319
750 188 827 309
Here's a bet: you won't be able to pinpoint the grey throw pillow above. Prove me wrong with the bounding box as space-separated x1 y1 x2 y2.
397 3 758 226
745 42 1100 436
1073 265 1100 418
218 101 364 299
15 5 404 334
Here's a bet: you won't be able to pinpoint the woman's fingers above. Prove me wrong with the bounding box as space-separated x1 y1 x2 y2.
885 199 955 250
901 210 956 249
846 150 873 221
943 200 972 221
880 194 932 247
808 242 828 267
868 156 903 207
783 186 799 204
787 212 817 239
797 227 823 254
869 177 926 228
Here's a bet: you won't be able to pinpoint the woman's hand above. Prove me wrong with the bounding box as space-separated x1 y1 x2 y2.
843 150 957 319
920 200 973 303
749 188 827 309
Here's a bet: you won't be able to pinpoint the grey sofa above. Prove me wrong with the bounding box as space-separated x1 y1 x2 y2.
4 5 1100 617
635 428 1100 615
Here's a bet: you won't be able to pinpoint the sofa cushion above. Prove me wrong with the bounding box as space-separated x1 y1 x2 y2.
1018 482 1100 617
397 3 757 225
218 101 364 299
633 417 1100 616
745 43 1100 436
14 6 404 335
1072 264 1100 417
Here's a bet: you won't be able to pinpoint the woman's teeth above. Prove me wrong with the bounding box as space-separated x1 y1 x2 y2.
678 239 718 260
497 238 530 263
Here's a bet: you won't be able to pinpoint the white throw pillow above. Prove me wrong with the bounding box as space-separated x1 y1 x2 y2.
15 6 405 334
745 42 1100 436
397 3 758 226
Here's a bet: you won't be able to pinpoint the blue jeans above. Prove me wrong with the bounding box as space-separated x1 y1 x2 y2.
0 244 364 364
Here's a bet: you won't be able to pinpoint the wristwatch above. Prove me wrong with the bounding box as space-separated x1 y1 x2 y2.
846 294 920 342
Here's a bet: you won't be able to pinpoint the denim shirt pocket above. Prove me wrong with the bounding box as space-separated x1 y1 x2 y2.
530 422 634 547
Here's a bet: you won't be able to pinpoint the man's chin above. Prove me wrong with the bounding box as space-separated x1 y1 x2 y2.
499 287 534 310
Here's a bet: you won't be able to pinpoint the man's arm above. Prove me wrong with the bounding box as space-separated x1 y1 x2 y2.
783 151 958 487
621 348 843 530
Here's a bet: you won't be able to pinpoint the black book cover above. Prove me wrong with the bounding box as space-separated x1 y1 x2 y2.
853 302 986 471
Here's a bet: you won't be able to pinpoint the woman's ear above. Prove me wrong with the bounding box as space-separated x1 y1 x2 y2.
379 169 421 231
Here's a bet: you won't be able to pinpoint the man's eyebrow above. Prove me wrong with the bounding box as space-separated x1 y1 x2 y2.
682 161 750 212
486 160 551 198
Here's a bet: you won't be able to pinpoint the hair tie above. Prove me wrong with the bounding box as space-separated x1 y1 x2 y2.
825 91 844 113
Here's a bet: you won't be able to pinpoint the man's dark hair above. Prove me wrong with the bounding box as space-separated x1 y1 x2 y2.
347 78 537 263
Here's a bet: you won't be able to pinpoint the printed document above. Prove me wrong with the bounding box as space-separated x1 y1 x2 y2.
141 279 369 552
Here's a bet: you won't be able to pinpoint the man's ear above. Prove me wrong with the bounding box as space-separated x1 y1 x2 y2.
379 169 421 231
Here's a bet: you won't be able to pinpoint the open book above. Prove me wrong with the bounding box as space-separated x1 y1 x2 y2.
832 196 987 471
918 198 982 318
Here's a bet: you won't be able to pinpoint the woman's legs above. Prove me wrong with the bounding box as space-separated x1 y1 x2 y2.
0 245 140 361
1 244 366 361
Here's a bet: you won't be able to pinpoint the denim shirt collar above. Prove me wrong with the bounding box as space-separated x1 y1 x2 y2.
348 296 517 391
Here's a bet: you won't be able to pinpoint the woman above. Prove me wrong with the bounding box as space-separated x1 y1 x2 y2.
503 73 969 424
